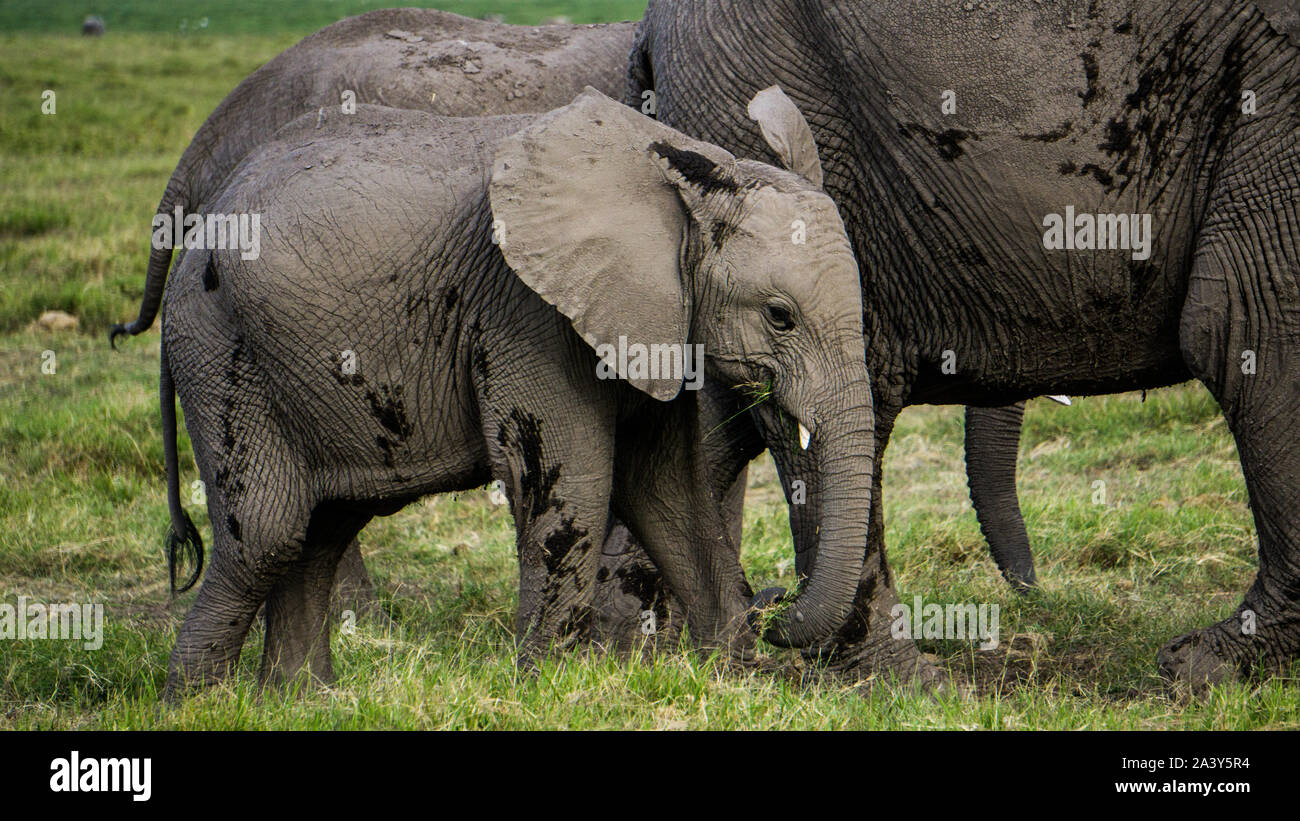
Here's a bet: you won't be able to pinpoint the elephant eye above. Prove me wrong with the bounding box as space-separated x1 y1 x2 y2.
764 301 796 332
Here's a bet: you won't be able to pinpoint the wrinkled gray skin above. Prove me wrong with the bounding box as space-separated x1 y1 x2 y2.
965 403 1035 588
631 0 1300 689
157 91 875 695
112 7 635 354
109 6 1040 645
110 7 634 620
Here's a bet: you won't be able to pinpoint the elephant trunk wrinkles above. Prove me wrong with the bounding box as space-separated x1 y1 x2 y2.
764 367 874 647
964 403 1036 588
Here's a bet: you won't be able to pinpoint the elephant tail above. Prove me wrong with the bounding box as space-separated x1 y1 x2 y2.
110 177 187 349
160 335 204 594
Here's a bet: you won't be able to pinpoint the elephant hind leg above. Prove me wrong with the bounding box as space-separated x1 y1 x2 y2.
261 505 371 689
1164 175 1300 688
163 369 322 698
164 539 268 699
164 484 312 699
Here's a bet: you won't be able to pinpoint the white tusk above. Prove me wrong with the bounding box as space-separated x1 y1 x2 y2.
1047 395 1072 406
798 422 811 450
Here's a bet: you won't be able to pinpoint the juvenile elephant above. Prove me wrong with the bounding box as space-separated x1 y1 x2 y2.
110 7 637 616
157 89 876 695
631 0 1300 688
107 7 1048 618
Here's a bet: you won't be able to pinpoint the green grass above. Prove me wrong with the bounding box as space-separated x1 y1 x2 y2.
0 1 644 33
2 7 1297 729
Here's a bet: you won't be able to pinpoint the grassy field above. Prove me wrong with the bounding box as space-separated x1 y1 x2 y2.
0 0 644 32
2 3 1297 729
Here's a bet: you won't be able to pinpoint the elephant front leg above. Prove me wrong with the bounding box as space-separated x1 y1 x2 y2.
588 470 747 655
1156 359 1300 688
611 399 758 664
487 403 616 670
1161 226 1300 689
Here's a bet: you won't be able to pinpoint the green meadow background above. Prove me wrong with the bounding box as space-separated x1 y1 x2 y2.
1 1 1294 728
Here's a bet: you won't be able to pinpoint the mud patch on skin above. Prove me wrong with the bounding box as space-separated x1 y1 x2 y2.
825 572 879 647
332 352 365 386
407 285 460 349
557 604 594 640
1092 21 1251 198
202 254 219 291
1098 117 1134 154
710 219 735 249
1057 160 1114 187
1078 51 1100 107
543 516 589 573
471 335 490 399
434 288 459 348
1018 121 1074 142
616 562 671 628
497 408 561 519
375 435 396 468
897 123 977 161
364 385 411 439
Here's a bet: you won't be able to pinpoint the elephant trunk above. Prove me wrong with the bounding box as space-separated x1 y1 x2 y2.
964 403 1036 589
761 373 874 648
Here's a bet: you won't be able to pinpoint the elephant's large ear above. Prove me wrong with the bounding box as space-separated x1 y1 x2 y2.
747 85 824 188
490 87 736 401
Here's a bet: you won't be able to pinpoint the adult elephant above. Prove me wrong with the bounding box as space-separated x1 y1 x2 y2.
629 0 1300 688
109 7 1046 636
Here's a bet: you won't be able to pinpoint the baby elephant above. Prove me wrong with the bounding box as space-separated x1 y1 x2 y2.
158 88 875 696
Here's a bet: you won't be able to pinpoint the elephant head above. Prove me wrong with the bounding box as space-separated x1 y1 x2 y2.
489 86 873 648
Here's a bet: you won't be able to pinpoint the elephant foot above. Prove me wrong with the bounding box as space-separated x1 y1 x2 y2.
1156 599 1300 693
162 652 239 703
259 661 336 693
1156 628 1240 693
1156 604 1295 693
